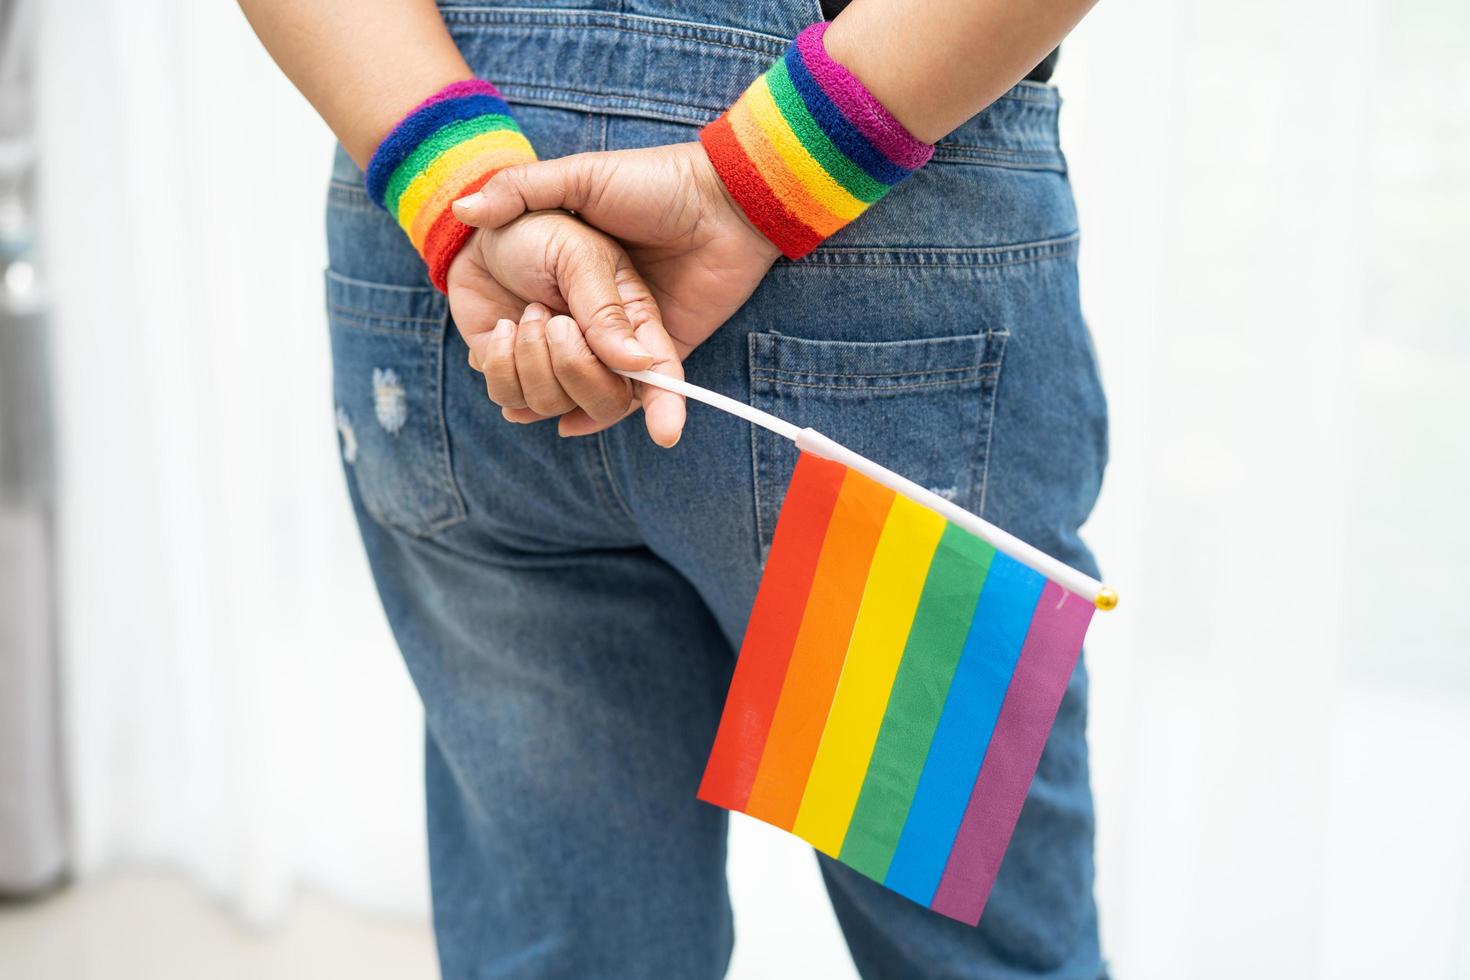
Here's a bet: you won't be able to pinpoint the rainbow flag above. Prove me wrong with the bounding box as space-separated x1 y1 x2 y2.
700 451 1096 925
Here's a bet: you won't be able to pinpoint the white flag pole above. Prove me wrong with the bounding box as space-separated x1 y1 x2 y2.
619 368 1118 611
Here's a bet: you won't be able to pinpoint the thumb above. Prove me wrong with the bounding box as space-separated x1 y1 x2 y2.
555 236 657 372
452 153 612 230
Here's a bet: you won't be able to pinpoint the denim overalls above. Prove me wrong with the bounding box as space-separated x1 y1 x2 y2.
325 2 1108 976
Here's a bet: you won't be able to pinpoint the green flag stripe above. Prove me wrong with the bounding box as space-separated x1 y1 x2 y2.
838 524 996 880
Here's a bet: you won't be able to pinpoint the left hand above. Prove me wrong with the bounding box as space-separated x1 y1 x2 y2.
452 142 783 435
446 209 687 447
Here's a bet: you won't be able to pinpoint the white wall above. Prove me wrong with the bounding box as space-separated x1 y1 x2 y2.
34 1 1470 977
1061 0 1470 975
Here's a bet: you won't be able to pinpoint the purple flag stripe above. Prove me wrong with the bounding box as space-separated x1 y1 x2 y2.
928 581 1093 925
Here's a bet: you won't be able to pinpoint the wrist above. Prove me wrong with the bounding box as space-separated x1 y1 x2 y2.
697 21 934 260
689 142 783 266
365 79 537 292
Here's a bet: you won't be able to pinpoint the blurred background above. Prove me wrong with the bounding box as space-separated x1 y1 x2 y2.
2 0 1468 977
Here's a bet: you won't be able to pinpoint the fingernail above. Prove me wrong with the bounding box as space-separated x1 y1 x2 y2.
494 319 513 338
623 337 652 359
523 303 549 320
452 193 481 210
545 316 567 342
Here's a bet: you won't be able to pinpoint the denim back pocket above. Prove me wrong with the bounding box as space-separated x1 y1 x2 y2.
748 329 1008 558
326 271 467 538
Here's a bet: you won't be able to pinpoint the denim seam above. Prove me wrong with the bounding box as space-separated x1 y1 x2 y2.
329 309 443 329
804 233 1077 256
750 361 996 381
932 149 1066 169
779 235 1079 268
748 334 769 560
440 7 791 51
594 431 638 526
499 83 726 124
327 270 441 299
976 331 1010 515
503 87 1062 165
430 311 469 531
750 376 994 394
327 271 438 293
326 191 378 215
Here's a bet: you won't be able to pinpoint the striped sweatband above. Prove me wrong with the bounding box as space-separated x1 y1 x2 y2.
365 80 537 292
699 22 935 259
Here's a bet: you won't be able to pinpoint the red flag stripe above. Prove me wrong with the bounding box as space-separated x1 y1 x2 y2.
698 453 847 810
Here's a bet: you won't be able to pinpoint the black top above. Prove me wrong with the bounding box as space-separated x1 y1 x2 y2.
817 0 1058 83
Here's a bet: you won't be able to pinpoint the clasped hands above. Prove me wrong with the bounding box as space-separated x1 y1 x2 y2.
446 142 782 448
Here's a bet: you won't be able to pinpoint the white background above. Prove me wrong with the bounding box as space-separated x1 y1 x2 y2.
33 0 1470 976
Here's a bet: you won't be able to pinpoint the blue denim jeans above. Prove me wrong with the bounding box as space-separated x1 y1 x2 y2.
324 3 1108 977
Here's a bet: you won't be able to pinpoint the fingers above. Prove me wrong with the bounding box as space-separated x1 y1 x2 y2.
481 304 634 428
481 318 526 410
513 304 576 417
467 256 685 448
554 321 687 448
614 262 685 447
555 238 656 373
635 352 687 449
452 154 609 230
557 402 638 439
544 314 635 424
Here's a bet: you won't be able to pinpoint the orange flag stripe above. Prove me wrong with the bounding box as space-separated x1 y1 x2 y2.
742 468 896 829
698 453 848 810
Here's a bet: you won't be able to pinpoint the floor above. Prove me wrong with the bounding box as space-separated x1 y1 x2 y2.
0 815 857 980
0 873 438 980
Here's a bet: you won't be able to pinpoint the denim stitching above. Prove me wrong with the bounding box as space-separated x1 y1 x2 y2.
428 310 469 531
750 362 987 380
749 377 993 394
976 331 1010 515
329 308 444 327
327 188 379 214
502 87 1063 166
748 368 1001 386
777 234 1079 268
440 7 791 51
748 334 769 561
327 271 443 297
498 83 733 123
815 233 1078 258
594 431 638 526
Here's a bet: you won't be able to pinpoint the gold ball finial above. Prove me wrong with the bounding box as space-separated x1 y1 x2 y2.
1094 588 1119 611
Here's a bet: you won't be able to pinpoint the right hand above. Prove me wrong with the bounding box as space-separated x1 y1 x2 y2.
446 209 688 447
452 141 783 437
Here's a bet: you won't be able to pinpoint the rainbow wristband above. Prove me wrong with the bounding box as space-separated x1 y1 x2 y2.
699 22 935 259
365 80 537 291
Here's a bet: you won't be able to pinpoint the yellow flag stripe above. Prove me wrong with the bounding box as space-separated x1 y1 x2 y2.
791 494 947 855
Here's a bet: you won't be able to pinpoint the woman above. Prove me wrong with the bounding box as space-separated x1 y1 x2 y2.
240 0 1109 976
